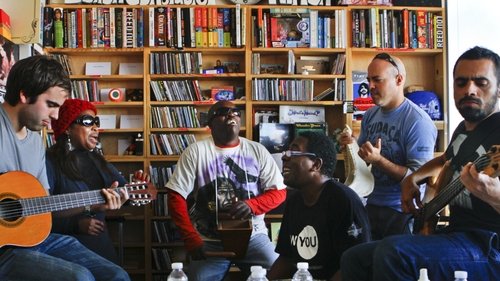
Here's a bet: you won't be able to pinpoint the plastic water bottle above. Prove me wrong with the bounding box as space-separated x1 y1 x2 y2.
246 265 263 281
167 262 188 281
454 271 468 281
292 262 313 281
248 268 268 281
417 268 430 281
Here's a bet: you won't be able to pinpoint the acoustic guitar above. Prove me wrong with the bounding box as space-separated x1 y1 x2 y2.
342 125 374 197
0 171 157 248
413 145 500 235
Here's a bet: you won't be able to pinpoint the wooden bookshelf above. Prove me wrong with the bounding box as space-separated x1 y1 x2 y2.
43 2 447 280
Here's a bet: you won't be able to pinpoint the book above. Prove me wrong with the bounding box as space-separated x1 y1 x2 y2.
279 105 325 124
260 64 285 74
270 16 310 48
210 86 234 101
258 123 293 154
434 15 443 49
313 87 335 101
254 108 279 126
294 122 327 137
352 71 375 119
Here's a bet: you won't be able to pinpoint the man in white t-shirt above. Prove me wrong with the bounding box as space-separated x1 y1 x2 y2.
166 101 287 281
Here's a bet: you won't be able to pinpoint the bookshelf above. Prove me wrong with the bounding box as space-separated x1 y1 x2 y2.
42 2 447 280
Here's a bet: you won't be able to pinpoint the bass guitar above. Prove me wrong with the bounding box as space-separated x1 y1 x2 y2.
413 145 500 235
0 171 157 248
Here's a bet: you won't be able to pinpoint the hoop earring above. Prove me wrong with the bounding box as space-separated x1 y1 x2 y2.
66 135 74 151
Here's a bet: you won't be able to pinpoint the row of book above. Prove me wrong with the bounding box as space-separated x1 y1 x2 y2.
149 164 176 191
49 54 73 75
352 8 444 49
150 6 246 48
252 8 347 49
312 78 347 101
70 80 100 102
152 219 181 243
150 133 197 156
252 78 314 101
151 248 172 271
251 53 346 75
150 80 202 102
149 52 203 74
43 7 144 48
150 106 202 129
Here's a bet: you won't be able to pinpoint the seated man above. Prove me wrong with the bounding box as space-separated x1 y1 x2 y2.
340 46 500 281
267 131 371 281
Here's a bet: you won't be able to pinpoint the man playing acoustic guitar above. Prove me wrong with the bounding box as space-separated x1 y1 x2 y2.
0 56 130 280
341 46 500 280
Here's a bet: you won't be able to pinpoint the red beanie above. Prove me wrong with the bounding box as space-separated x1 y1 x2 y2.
51 99 97 139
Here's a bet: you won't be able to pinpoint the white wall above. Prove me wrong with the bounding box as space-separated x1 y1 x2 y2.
446 0 500 137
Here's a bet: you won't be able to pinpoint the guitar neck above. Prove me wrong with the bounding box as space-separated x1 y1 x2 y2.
20 187 124 217
422 153 490 221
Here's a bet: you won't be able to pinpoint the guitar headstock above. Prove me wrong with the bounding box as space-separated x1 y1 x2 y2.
484 145 500 177
125 182 157 206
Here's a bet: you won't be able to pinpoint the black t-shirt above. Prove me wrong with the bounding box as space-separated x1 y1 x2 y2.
445 113 500 235
275 179 371 280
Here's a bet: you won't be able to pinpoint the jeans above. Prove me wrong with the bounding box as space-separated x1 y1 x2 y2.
366 204 412 240
188 233 278 281
341 230 500 281
0 233 130 281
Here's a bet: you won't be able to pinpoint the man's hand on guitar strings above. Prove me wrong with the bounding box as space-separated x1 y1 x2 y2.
401 174 423 215
461 162 500 213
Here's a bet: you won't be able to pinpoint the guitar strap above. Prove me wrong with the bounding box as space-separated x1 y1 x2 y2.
446 112 500 170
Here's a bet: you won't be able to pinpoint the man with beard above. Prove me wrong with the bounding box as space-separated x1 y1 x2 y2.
267 131 370 281
341 46 500 281
340 53 437 239
166 101 286 281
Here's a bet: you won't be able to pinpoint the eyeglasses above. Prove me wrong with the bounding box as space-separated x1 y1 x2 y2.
374 53 400 75
210 107 241 119
282 150 317 158
73 115 100 128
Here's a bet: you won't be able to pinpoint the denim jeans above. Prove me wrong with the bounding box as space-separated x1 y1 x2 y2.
0 233 130 281
341 230 500 281
188 233 278 281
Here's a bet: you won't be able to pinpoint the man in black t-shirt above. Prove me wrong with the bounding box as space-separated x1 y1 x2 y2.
267 131 371 281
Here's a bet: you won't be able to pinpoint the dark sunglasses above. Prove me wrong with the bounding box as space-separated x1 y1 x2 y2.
374 53 400 75
210 107 241 119
73 115 100 127
282 150 317 158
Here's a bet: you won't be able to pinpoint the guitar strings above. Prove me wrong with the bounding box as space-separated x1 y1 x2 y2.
422 154 490 218
0 185 151 220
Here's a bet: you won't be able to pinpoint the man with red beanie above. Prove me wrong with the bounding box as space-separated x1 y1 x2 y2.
166 101 287 281
0 56 130 281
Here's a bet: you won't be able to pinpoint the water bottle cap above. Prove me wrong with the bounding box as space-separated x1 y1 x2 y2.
454 271 467 278
418 268 430 281
251 268 266 278
250 265 263 272
171 262 183 270
297 262 309 269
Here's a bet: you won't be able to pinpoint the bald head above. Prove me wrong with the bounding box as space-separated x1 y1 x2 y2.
372 53 406 78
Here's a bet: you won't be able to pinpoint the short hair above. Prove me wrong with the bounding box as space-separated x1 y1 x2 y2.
298 131 337 177
5 55 72 106
453 46 500 84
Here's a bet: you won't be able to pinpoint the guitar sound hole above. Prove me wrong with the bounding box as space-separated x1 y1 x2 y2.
0 198 23 222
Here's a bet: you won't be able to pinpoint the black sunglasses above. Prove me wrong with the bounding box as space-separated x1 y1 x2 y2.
374 53 400 75
282 150 318 158
73 115 100 128
210 107 241 119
